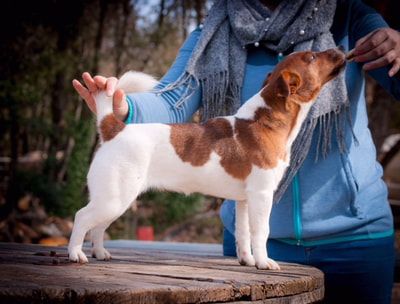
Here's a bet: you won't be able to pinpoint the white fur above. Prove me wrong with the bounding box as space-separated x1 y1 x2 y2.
68 71 312 270
95 93 113 123
116 71 158 93
286 102 312 156
235 92 270 120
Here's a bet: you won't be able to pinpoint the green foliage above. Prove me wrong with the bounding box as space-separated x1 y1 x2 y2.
61 118 95 217
13 170 62 214
11 119 95 217
139 191 204 234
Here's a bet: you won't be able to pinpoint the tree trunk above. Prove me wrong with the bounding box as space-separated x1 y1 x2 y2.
194 0 205 26
92 0 108 74
114 0 132 76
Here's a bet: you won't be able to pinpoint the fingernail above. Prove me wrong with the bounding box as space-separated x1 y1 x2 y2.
389 71 394 77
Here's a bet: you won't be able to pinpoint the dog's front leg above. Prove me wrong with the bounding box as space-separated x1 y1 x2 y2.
235 200 255 266
247 191 280 270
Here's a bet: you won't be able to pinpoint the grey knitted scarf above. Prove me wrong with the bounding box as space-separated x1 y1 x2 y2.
159 0 351 203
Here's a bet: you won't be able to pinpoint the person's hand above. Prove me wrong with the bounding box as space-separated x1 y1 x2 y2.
72 72 128 121
353 28 400 77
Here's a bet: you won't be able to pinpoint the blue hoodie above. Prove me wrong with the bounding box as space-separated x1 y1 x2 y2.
125 0 399 246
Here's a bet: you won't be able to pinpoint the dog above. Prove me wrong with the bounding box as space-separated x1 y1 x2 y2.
68 48 346 270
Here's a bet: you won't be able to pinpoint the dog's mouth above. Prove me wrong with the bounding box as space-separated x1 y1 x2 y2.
328 58 346 78
322 47 347 80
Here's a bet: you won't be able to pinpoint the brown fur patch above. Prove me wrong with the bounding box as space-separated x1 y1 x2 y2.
100 114 126 142
170 98 299 180
170 118 233 166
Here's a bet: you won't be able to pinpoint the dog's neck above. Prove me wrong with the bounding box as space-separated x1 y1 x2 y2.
263 86 313 149
235 86 313 160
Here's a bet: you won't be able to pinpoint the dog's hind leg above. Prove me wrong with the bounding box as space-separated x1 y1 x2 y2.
68 200 127 263
235 200 255 266
90 202 134 260
90 223 112 260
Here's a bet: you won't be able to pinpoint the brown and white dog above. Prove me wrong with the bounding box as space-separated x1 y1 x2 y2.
68 48 346 269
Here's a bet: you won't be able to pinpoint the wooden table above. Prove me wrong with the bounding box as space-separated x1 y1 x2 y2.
0 241 324 303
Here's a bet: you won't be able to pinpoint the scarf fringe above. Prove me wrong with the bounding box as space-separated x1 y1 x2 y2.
155 72 200 109
273 118 317 203
315 104 359 161
274 104 358 204
156 70 241 121
201 71 241 120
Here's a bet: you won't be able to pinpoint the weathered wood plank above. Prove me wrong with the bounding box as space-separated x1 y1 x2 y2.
104 240 223 255
215 287 325 304
0 242 324 303
0 264 234 304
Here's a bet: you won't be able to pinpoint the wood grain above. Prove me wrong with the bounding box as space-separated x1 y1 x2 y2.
0 242 324 303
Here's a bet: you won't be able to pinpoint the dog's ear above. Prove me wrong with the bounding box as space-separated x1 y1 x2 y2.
276 70 301 97
262 73 272 87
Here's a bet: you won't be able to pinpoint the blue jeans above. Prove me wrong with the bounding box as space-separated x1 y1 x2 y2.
223 228 395 304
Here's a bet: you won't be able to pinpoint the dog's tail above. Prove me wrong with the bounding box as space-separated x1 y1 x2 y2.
96 71 158 142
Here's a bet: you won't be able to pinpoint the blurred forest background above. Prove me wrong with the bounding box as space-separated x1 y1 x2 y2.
0 0 399 247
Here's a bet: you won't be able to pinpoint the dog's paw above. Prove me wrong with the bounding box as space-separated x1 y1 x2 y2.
237 251 256 266
255 258 280 270
91 247 112 261
69 248 89 264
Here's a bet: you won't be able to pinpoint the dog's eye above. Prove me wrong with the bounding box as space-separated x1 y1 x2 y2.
309 54 316 61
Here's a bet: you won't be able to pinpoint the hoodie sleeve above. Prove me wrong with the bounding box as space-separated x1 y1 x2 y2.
125 28 202 124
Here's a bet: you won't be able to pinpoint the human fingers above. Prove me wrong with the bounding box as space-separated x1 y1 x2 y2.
93 75 107 90
354 31 375 51
362 49 397 71
389 58 400 77
354 37 395 63
72 79 97 113
112 89 128 121
354 29 388 56
82 72 98 93
106 77 118 97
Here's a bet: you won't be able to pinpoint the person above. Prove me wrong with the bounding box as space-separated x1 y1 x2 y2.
73 0 400 302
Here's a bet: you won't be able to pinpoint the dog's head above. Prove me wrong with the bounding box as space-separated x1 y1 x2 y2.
263 48 346 104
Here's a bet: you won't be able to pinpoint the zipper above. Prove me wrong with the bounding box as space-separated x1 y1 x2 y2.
292 174 302 245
